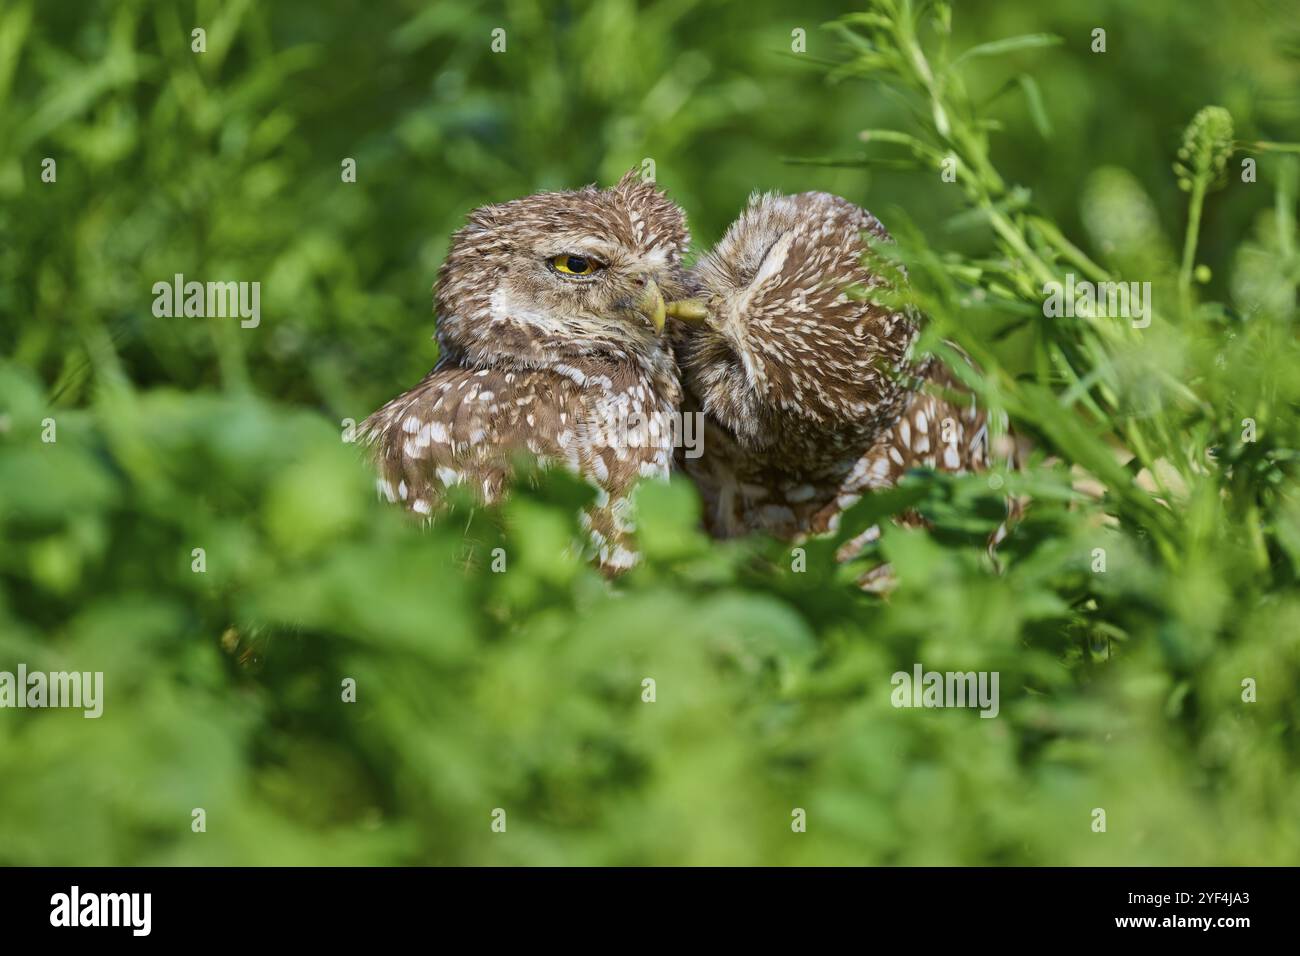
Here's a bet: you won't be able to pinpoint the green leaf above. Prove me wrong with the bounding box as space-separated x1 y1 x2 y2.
952 33 1063 66
1017 74 1053 139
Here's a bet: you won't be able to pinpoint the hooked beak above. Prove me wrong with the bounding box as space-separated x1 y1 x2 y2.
634 278 709 332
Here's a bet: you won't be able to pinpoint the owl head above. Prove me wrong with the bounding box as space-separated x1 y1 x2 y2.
671 191 920 459
433 170 698 367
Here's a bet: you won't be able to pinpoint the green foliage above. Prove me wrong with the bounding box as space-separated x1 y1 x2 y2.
2 0 1299 865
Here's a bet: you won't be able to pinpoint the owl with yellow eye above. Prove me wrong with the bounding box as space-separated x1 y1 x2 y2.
360 171 704 570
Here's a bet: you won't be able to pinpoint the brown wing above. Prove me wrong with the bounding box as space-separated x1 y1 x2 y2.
361 358 676 572
360 362 582 514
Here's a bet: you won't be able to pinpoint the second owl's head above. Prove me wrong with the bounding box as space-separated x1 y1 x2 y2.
433 170 699 365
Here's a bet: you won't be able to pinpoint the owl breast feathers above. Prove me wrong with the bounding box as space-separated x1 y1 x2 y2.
362 175 1001 570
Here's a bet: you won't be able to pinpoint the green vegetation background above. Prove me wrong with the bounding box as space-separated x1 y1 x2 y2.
1 0 1298 864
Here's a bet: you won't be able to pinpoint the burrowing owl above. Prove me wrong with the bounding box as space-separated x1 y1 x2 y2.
670 191 997 544
366 180 1005 576
360 171 701 570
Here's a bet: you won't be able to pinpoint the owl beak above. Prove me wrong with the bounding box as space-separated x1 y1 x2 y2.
634 279 669 332
634 278 709 332
665 299 710 322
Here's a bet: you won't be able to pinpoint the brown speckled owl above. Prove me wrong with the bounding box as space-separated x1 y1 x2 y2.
360 171 697 571
670 191 999 554
365 179 1008 578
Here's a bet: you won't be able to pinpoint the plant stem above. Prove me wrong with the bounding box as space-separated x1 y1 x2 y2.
1179 178 1207 316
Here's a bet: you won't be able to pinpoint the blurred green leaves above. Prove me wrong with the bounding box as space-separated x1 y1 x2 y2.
1 0 1299 866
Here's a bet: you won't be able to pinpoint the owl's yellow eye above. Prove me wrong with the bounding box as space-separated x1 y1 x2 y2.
550 253 602 277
